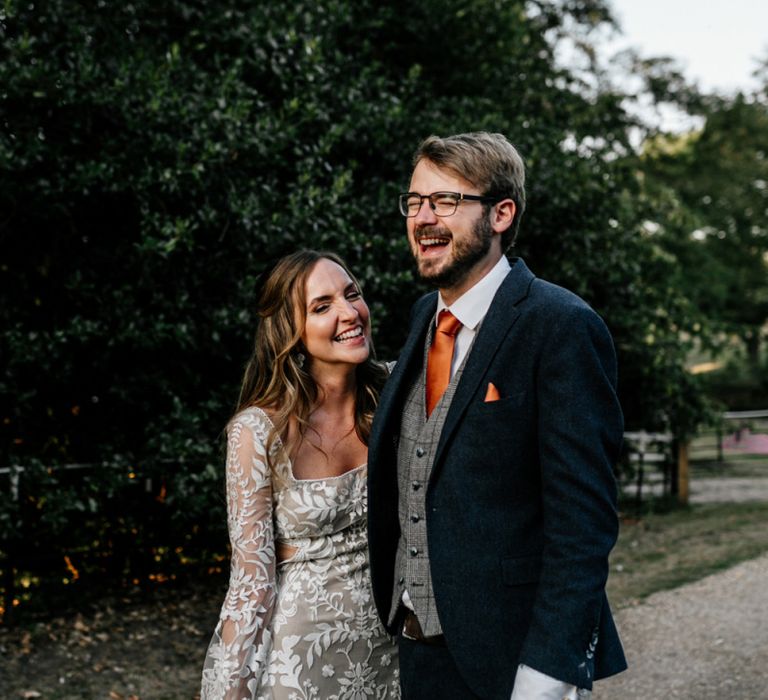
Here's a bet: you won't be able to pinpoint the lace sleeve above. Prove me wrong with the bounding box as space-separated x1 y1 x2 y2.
201 413 277 700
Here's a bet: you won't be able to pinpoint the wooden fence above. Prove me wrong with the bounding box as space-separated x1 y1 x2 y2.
624 409 768 509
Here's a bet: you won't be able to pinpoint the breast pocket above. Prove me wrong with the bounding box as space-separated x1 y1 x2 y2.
460 390 533 456
473 390 528 415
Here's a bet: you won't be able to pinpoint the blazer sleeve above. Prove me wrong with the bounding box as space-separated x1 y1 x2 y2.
519 302 623 688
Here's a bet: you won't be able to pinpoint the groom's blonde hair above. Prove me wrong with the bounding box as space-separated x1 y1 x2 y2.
414 132 526 250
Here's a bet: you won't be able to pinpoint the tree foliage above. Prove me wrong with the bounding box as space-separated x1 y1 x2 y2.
640 94 768 364
0 0 717 613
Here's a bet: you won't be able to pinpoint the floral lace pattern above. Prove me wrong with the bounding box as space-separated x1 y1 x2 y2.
201 407 399 700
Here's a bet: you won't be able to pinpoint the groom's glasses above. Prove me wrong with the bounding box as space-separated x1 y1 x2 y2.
398 191 498 218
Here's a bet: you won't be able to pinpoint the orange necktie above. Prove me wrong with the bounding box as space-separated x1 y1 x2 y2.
426 310 462 417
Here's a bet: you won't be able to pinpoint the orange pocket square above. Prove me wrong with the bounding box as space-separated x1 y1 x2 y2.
484 382 501 402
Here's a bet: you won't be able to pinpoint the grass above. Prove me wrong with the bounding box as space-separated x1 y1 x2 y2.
613 431 768 604
608 501 768 608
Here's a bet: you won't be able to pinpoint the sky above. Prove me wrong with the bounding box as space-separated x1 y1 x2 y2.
608 0 768 94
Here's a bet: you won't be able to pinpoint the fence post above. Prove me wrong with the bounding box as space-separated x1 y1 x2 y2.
669 439 678 498
716 424 723 464
677 441 689 505
635 452 644 510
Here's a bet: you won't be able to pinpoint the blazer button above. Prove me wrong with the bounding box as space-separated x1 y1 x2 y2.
415 447 425 458
410 547 419 557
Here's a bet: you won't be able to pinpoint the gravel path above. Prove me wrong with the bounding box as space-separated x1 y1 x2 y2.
594 552 768 699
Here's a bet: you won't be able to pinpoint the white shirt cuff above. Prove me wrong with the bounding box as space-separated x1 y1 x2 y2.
510 664 580 700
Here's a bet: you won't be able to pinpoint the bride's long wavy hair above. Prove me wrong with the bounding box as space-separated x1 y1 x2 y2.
234 250 387 474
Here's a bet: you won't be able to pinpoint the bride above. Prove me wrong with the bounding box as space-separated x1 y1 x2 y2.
201 250 399 699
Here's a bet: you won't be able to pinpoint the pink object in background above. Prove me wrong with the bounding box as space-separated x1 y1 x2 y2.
722 429 768 454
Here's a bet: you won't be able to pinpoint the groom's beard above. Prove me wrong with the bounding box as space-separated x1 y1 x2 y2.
414 214 494 289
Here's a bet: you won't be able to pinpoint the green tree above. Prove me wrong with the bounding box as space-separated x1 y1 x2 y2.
641 94 768 368
2 0 679 468
0 0 713 614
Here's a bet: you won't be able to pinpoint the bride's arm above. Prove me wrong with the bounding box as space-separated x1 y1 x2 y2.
201 414 277 700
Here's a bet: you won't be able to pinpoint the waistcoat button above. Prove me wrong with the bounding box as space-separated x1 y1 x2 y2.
415 447 425 457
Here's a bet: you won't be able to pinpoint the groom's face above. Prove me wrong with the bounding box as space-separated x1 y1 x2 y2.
406 159 497 294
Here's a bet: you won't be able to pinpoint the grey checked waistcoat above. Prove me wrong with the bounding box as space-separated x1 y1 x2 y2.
388 323 470 636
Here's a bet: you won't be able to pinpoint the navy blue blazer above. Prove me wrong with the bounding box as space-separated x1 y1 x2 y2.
367 259 627 698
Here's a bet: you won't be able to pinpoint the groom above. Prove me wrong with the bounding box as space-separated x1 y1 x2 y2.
367 132 627 699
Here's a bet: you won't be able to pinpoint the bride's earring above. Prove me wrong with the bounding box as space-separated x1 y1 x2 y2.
295 351 305 369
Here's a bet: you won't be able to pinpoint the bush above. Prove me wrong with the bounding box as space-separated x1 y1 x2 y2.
1 0 710 619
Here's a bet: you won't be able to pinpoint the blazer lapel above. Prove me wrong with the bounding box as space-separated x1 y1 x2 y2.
431 259 536 475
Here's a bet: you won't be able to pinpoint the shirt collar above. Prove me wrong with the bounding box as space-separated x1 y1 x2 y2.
436 255 511 330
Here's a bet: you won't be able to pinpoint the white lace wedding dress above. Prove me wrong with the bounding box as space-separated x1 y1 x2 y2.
201 407 399 700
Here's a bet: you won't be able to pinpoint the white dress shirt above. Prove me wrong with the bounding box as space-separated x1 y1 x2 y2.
435 254 511 378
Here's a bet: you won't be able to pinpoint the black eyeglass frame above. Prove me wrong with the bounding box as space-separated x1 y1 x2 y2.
398 191 499 218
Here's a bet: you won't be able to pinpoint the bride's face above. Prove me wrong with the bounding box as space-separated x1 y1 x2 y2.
300 258 371 372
